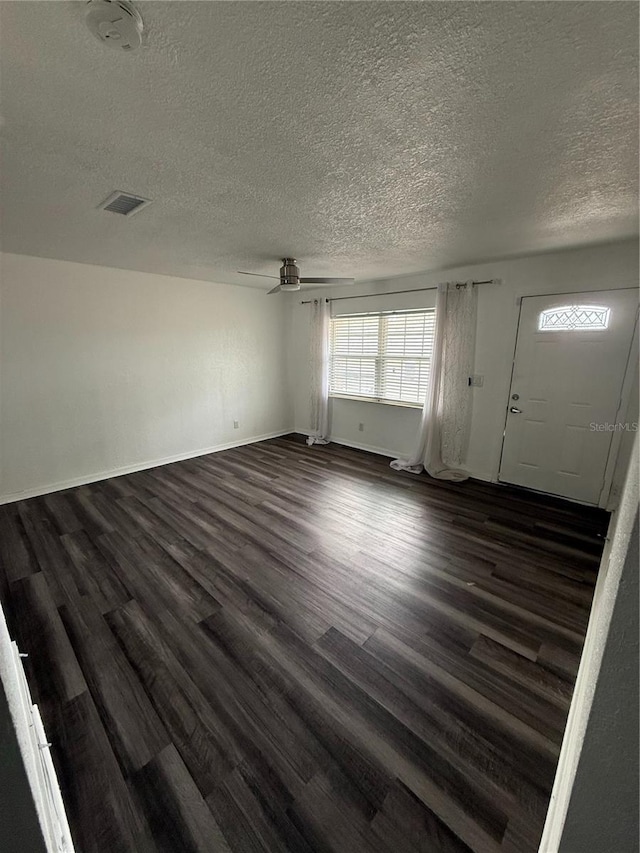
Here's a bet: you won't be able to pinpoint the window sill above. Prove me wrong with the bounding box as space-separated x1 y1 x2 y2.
329 394 423 410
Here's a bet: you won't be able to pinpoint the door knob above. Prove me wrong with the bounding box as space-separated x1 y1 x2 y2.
510 406 522 414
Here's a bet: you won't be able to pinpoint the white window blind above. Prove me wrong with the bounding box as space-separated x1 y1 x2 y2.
329 310 436 406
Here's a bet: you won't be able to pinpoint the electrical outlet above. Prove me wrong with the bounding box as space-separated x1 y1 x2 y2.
469 375 484 387
358 422 364 432
233 420 239 429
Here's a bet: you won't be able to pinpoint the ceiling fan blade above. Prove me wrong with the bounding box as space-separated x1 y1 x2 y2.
237 270 280 280
300 277 355 285
267 284 283 295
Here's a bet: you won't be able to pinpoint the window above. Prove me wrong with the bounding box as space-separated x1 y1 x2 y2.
329 310 436 406
538 305 610 331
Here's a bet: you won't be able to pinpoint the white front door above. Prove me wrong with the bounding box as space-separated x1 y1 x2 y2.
499 289 638 504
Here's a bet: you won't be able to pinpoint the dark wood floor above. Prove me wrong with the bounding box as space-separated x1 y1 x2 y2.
0 435 609 853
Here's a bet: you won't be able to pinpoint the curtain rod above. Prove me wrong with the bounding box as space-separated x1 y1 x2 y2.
300 279 499 304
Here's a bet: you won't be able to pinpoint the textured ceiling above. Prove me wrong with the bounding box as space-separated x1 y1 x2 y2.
0 1 637 288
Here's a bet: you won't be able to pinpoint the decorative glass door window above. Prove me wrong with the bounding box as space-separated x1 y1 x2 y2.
538 305 611 331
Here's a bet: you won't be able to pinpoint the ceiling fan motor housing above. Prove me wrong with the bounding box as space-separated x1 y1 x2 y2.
280 258 301 291
85 0 144 51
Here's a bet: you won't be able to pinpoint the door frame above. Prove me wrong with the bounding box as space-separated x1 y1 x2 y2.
497 288 639 509
600 318 638 508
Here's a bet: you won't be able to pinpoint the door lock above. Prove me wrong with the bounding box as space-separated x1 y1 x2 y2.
511 393 520 401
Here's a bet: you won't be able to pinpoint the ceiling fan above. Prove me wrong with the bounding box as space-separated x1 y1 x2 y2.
238 258 354 294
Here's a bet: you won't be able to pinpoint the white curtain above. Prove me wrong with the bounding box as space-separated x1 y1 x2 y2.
306 297 331 446
390 281 477 479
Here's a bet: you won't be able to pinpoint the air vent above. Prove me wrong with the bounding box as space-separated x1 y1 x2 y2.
99 191 151 216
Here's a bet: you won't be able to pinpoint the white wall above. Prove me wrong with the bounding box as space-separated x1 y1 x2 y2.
540 433 639 852
290 239 639 483
2 241 636 503
0 253 292 502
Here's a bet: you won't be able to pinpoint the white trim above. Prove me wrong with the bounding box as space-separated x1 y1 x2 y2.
297 428 400 459
0 429 293 505
1 605 74 851
328 436 399 459
298 431 498 487
329 393 423 409
539 433 639 851
599 317 639 509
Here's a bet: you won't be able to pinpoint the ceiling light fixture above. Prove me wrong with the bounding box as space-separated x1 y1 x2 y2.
85 0 144 52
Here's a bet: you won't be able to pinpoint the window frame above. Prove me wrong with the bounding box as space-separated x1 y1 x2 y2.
328 308 435 409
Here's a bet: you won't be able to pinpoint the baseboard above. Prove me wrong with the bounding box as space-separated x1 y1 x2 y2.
295 429 400 460
0 429 293 505
295 430 496 482
329 436 401 459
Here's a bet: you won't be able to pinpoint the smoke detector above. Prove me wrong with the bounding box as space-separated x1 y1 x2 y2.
85 0 144 52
